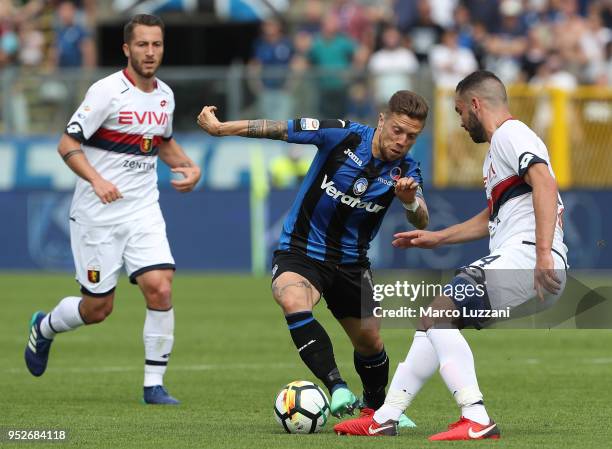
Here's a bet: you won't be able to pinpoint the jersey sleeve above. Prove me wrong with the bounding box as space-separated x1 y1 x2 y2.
406 161 423 185
495 126 549 178
65 81 115 143
287 118 353 153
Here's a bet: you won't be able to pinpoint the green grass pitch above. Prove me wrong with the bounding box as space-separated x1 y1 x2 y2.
1 273 611 448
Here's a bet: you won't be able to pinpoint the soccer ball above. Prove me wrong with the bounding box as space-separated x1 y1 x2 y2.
273 380 330 434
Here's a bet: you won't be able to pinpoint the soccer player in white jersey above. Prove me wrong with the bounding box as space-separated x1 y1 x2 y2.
334 70 568 439
24 14 201 405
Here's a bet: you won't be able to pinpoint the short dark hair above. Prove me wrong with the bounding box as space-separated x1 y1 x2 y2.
123 14 165 44
387 90 429 122
456 70 507 103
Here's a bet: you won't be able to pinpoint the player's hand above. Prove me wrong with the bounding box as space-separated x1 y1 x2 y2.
91 177 122 204
394 177 419 204
534 251 561 301
171 166 201 192
197 105 222 136
392 230 443 249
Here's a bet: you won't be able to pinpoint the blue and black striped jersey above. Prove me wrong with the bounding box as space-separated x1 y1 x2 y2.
278 118 423 265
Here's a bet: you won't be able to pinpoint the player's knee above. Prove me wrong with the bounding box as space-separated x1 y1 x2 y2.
81 300 113 324
352 330 383 356
143 282 172 309
272 280 313 313
275 292 311 314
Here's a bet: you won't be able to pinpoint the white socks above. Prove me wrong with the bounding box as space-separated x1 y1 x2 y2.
374 329 490 425
374 331 439 423
39 296 85 339
143 308 175 387
426 329 490 425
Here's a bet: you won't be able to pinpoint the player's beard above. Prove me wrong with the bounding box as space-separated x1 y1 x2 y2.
466 110 487 143
130 56 160 79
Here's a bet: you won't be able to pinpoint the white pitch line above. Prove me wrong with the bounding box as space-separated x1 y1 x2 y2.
3 362 299 375
6 358 612 375
523 358 541 364
588 357 612 364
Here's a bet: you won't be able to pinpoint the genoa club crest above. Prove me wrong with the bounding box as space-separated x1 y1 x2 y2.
87 266 101 284
140 134 154 153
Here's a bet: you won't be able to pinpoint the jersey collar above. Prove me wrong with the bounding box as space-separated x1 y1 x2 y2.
122 69 158 90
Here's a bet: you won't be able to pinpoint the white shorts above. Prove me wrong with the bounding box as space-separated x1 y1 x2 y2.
70 207 175 296
452 242 568 327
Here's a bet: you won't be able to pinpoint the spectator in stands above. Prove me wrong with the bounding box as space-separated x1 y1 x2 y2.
406 0 444 63
0 0 29 135
0 0 19 68
522 0 554 30
530 50 578 91
429 28 478 88
249 18 294 120
329 0 374 47
290 0 323 109
429 0 458 29
579 5 611 84
297 0 323 36
470 21 489 69
452 4 489 69
368 25 419 108
18 20 45 67
394 0 419 34
308 15 357 118
51 0 95 69
453 3 474 49
530 50 579 140
551 0 589 75
520 27 549 82
463 0 501 33
429 26 478 181
484 0 528 82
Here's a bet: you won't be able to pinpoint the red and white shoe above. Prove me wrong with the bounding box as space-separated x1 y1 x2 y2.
334 412 398 436
358 407 375 417
429 417 500 441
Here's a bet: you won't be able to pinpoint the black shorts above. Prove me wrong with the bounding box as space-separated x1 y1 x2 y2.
271 250 375 319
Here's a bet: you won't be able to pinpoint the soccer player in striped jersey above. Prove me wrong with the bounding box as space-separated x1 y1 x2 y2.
334 71 567 439
197 91 430 425
24 14 201 405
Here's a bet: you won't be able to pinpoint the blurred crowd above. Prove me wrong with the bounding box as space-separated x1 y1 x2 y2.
250 0 612 121
0 0 95 71
1 0 610 136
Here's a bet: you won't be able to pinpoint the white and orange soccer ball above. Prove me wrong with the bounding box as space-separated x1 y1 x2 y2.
273 381 330 434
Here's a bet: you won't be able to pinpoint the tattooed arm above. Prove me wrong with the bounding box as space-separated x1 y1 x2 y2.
196 105 288 141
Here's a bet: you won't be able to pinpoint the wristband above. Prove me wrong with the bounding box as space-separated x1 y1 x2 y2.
402 199 419 212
